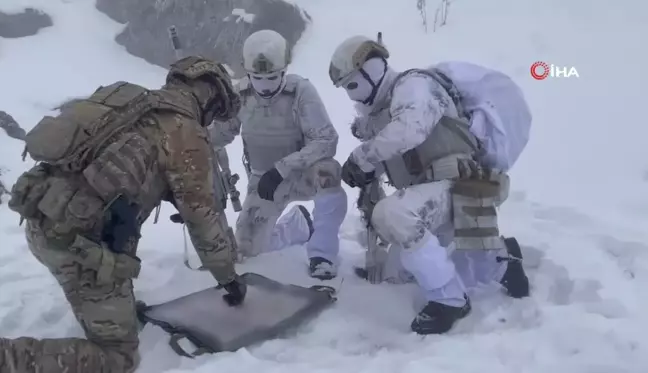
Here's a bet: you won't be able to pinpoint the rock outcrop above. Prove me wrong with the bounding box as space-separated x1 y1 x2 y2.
95 0 311 78
0 8 52 38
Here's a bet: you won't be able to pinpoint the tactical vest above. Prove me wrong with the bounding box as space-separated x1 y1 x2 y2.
237 75 305 175
369 73 479 190
367 70 506 251
10 82 196 230
23 81 197 173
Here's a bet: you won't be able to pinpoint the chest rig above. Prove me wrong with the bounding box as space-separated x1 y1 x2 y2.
366 71 479 189
238 74 305 175
367 70 507 251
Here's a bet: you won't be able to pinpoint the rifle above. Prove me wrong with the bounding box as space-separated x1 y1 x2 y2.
214 147 242 212
168 26 183 60
168 26 242 213
353 178 389 284
167 25 242 269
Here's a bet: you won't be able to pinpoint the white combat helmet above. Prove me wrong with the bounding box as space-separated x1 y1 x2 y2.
242 29 291 74
328 34 389 87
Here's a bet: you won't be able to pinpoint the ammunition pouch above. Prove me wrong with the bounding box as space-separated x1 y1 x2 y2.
8 163 53 220
385 153 472 189
69 234 141 284
450 171 510 251
9 164 107 237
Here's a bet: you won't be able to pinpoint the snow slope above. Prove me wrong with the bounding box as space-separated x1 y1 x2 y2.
1 0 648 372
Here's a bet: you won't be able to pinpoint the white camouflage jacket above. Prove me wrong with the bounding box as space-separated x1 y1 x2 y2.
350 68 457 172
209 75 338 177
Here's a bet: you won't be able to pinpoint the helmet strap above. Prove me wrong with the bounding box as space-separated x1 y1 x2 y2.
359 58 388 106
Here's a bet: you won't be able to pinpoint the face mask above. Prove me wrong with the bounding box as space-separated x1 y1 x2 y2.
343 72 374 102
249 71 285 98
342 58 387 104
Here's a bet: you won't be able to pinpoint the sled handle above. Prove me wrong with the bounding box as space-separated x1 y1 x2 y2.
169 333 211 359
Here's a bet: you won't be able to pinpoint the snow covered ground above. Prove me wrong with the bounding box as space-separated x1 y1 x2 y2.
1 0 648 372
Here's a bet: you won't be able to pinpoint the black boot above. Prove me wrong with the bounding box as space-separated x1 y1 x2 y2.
498 237 530 298
309 257 337 280
411 295 472 335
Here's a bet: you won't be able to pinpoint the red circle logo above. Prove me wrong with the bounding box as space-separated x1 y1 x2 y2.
530 61 550 80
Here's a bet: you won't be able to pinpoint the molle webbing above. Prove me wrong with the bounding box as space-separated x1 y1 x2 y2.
24 81 197 173
239 76 303 174
451 172 509 250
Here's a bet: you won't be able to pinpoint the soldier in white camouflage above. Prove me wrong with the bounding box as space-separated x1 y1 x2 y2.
329 35 530 335
210 30 348 280
0 56 246 373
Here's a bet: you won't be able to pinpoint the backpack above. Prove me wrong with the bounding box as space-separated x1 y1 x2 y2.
22 81 196 173
9 81 199 224
405 61 532 172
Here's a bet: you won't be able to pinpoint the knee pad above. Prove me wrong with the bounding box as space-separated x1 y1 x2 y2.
311 158 342 189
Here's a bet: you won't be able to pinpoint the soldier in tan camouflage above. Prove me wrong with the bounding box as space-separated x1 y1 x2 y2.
0 56 246 373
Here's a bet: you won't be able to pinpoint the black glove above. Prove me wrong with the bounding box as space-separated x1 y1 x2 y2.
221 277 247 306
169 213 184 224
342 157 375 188
258 167 283 201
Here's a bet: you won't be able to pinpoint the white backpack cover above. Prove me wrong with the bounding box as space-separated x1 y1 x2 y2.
431 61 532 172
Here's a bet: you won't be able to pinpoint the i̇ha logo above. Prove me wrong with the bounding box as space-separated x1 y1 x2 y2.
530 61 579 80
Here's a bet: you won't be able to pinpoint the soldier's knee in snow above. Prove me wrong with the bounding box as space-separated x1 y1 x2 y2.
373 190 435 246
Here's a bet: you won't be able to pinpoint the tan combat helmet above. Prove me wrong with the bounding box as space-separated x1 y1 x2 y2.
167 55 241 124
328 34 389 87
242 30 292 75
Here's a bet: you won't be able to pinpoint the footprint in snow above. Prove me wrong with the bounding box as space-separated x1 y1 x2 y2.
596 235 648 281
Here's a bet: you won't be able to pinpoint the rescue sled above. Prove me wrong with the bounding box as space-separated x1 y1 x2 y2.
136 272 336 357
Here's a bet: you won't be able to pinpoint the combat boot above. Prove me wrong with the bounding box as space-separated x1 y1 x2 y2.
411 295 472 335
498 237 530 298
309 257 337 280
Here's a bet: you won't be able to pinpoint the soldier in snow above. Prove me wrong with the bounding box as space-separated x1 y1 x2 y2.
210 30 348 280
328 35 530 335
1 56 247 373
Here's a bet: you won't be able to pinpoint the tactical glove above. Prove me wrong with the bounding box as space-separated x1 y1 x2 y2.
342 157 375 188
258 168 283 201
221 277 247 306
457 158 490 179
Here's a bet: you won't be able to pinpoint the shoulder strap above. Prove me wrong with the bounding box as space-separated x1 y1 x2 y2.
282 74 301 96
391 68 481 155
392 68 470 120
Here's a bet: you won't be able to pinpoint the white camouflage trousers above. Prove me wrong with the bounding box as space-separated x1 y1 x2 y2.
235 158 348 262
371 180 507 307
